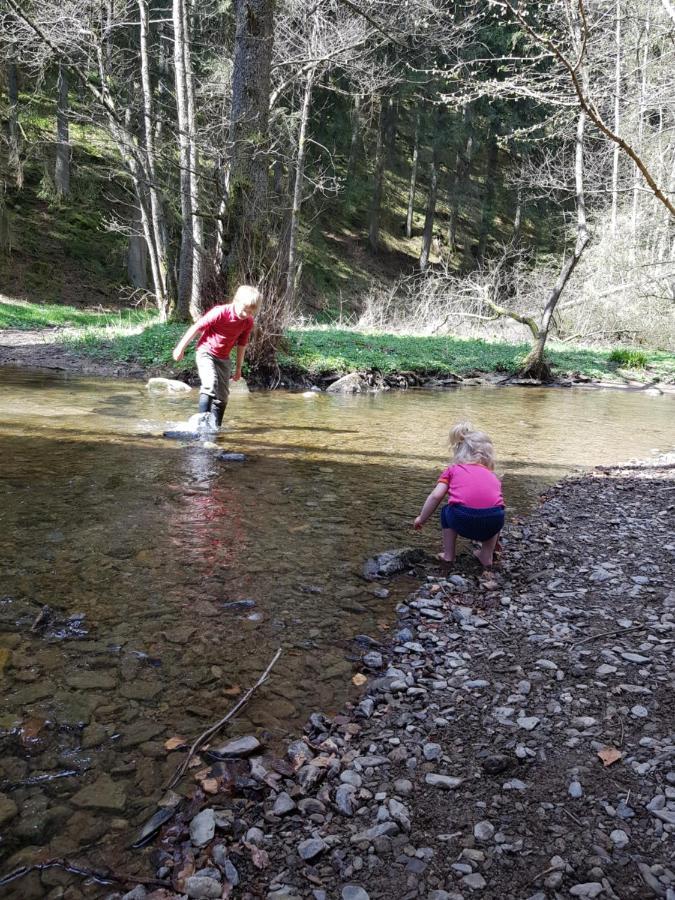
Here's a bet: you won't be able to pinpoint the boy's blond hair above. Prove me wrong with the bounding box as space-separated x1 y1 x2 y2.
449 420 496 470
233 284 261 313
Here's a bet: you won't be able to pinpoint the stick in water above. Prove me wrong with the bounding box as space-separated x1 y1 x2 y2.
165 647 283 790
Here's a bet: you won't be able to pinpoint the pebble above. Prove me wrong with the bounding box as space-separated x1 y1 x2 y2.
298 838 327 860
630 704 649 718
462 873 487 890
517 716 540 731
423 742 442 760
610 829 629 849
342 887 369 900
272 792 296 816
425 773 463 790
568 780 583 799
189 809 215 848
185 876 222 899
569 884 604 899
473 820 495 842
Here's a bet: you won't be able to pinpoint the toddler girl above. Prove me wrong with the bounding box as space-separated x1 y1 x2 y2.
414 422 505 567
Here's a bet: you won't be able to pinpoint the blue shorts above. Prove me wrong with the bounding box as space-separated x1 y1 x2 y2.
441 504 505 541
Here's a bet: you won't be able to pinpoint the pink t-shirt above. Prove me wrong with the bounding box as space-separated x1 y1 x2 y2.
438 463 504 509
195 304 254 360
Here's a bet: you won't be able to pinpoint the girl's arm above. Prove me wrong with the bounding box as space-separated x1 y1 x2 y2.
414 483 448 529
172 322 202 361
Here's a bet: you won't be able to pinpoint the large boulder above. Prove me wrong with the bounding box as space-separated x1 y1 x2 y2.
326 373 369 394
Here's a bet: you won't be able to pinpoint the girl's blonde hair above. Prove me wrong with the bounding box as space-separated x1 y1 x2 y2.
449 420 496 470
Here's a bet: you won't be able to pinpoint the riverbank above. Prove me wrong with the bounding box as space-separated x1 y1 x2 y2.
1 299 673 390
10 456 665 900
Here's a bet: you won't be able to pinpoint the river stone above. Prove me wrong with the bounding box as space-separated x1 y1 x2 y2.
462 873 487 890
148 377 191 393
327 373 369 394
72 774 127 811
185 875 222 899
0 793 19 826
272 792 296 816
119 722 165 748
211 735 261 757
610 829 629 848
425 773 463 790
298 837 327 860
190 808 216 847
65 671 117 690
342 887 370 900
350 822 398 843
363 548 425 579
120 681 162 701
335 783 356 815
216 452 247 462
570 884 604 899
473 820 495 842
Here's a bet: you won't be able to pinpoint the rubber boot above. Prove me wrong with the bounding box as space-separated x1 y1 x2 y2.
198 393 212 414
212 400 226 427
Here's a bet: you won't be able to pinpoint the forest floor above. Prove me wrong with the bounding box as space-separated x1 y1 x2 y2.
77 455 673 900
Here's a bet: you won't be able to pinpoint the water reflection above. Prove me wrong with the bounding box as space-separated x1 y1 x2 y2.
0 367 673 888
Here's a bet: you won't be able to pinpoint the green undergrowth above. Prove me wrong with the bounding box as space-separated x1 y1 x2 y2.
57 315 675 383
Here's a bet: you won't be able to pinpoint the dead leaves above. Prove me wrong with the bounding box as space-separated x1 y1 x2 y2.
244 841 269 869
351 673 367 686
164 736 187 752
597 746 623 767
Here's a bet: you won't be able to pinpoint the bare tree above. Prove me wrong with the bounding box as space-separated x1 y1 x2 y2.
54 61 70 197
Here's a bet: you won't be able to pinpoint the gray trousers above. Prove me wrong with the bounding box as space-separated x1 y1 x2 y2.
196 347 231 407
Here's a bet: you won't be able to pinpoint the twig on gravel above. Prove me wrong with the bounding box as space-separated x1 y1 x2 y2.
561 806 583 827
571 624 646 647
528 863 562 886
165 647 283 790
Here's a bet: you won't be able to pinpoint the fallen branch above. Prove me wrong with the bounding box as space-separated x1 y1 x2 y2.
0 859 171 890
165 647 283 789
571 624 646 647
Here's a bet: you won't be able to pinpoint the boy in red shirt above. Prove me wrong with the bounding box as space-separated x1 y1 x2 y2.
172 284 261 428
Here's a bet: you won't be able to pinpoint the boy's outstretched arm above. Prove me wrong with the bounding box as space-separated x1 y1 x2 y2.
172 322 202 361
414 483 448 530
232 344 246 381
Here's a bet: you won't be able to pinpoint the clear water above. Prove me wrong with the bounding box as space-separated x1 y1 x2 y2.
0 367 673 886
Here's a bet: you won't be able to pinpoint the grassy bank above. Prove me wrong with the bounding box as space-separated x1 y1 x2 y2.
2 299 673 384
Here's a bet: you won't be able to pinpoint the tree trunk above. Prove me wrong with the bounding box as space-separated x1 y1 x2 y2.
182 0 203 320
138 0 173 317
127 202 148 289
405 108 420 240
631 3 652 236
173 0 194 320
6 63 22 188
369 95 391 253
610 0 621 234
54 62 70 197
347 94 363 182
475 128 498 262
449 107 473 253
520 108 590 379
286 67 315 304
419 116 441 272
512 183 523 245
223 0 274 286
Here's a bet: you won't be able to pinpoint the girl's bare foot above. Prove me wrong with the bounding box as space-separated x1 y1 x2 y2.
473 548 493 567
436 552 455 563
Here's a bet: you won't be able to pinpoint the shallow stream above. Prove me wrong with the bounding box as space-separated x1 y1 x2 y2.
1 367 673 890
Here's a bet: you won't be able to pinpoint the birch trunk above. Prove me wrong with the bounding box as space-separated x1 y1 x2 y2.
182 0 203 319
610 0 621 234
286 67 315 304
405 109 420 240
520 108 590 379
54 62 70 197
631 2 652 236
173 0 194 320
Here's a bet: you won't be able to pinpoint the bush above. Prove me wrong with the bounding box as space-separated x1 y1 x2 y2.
608 348 649 369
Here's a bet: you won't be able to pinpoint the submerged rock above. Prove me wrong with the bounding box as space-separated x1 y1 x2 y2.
71 774 127 811
326 373 369 394
363 547 425 579
216 452 247 462
147 377 192 393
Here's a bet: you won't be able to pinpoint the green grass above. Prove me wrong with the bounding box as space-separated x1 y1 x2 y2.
608 348 649 369
51 316 674 383
0 297 153 330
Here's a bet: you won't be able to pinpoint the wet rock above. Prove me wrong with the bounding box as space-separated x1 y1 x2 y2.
163 429 201 441
210 735 261 757
326 373 369 394
65 672 116 691
190 809 216 847
216 452 247 463
148 377 191 393
120 682 162 701
362 651 383 669
363 548 425 579
71 774 127 811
